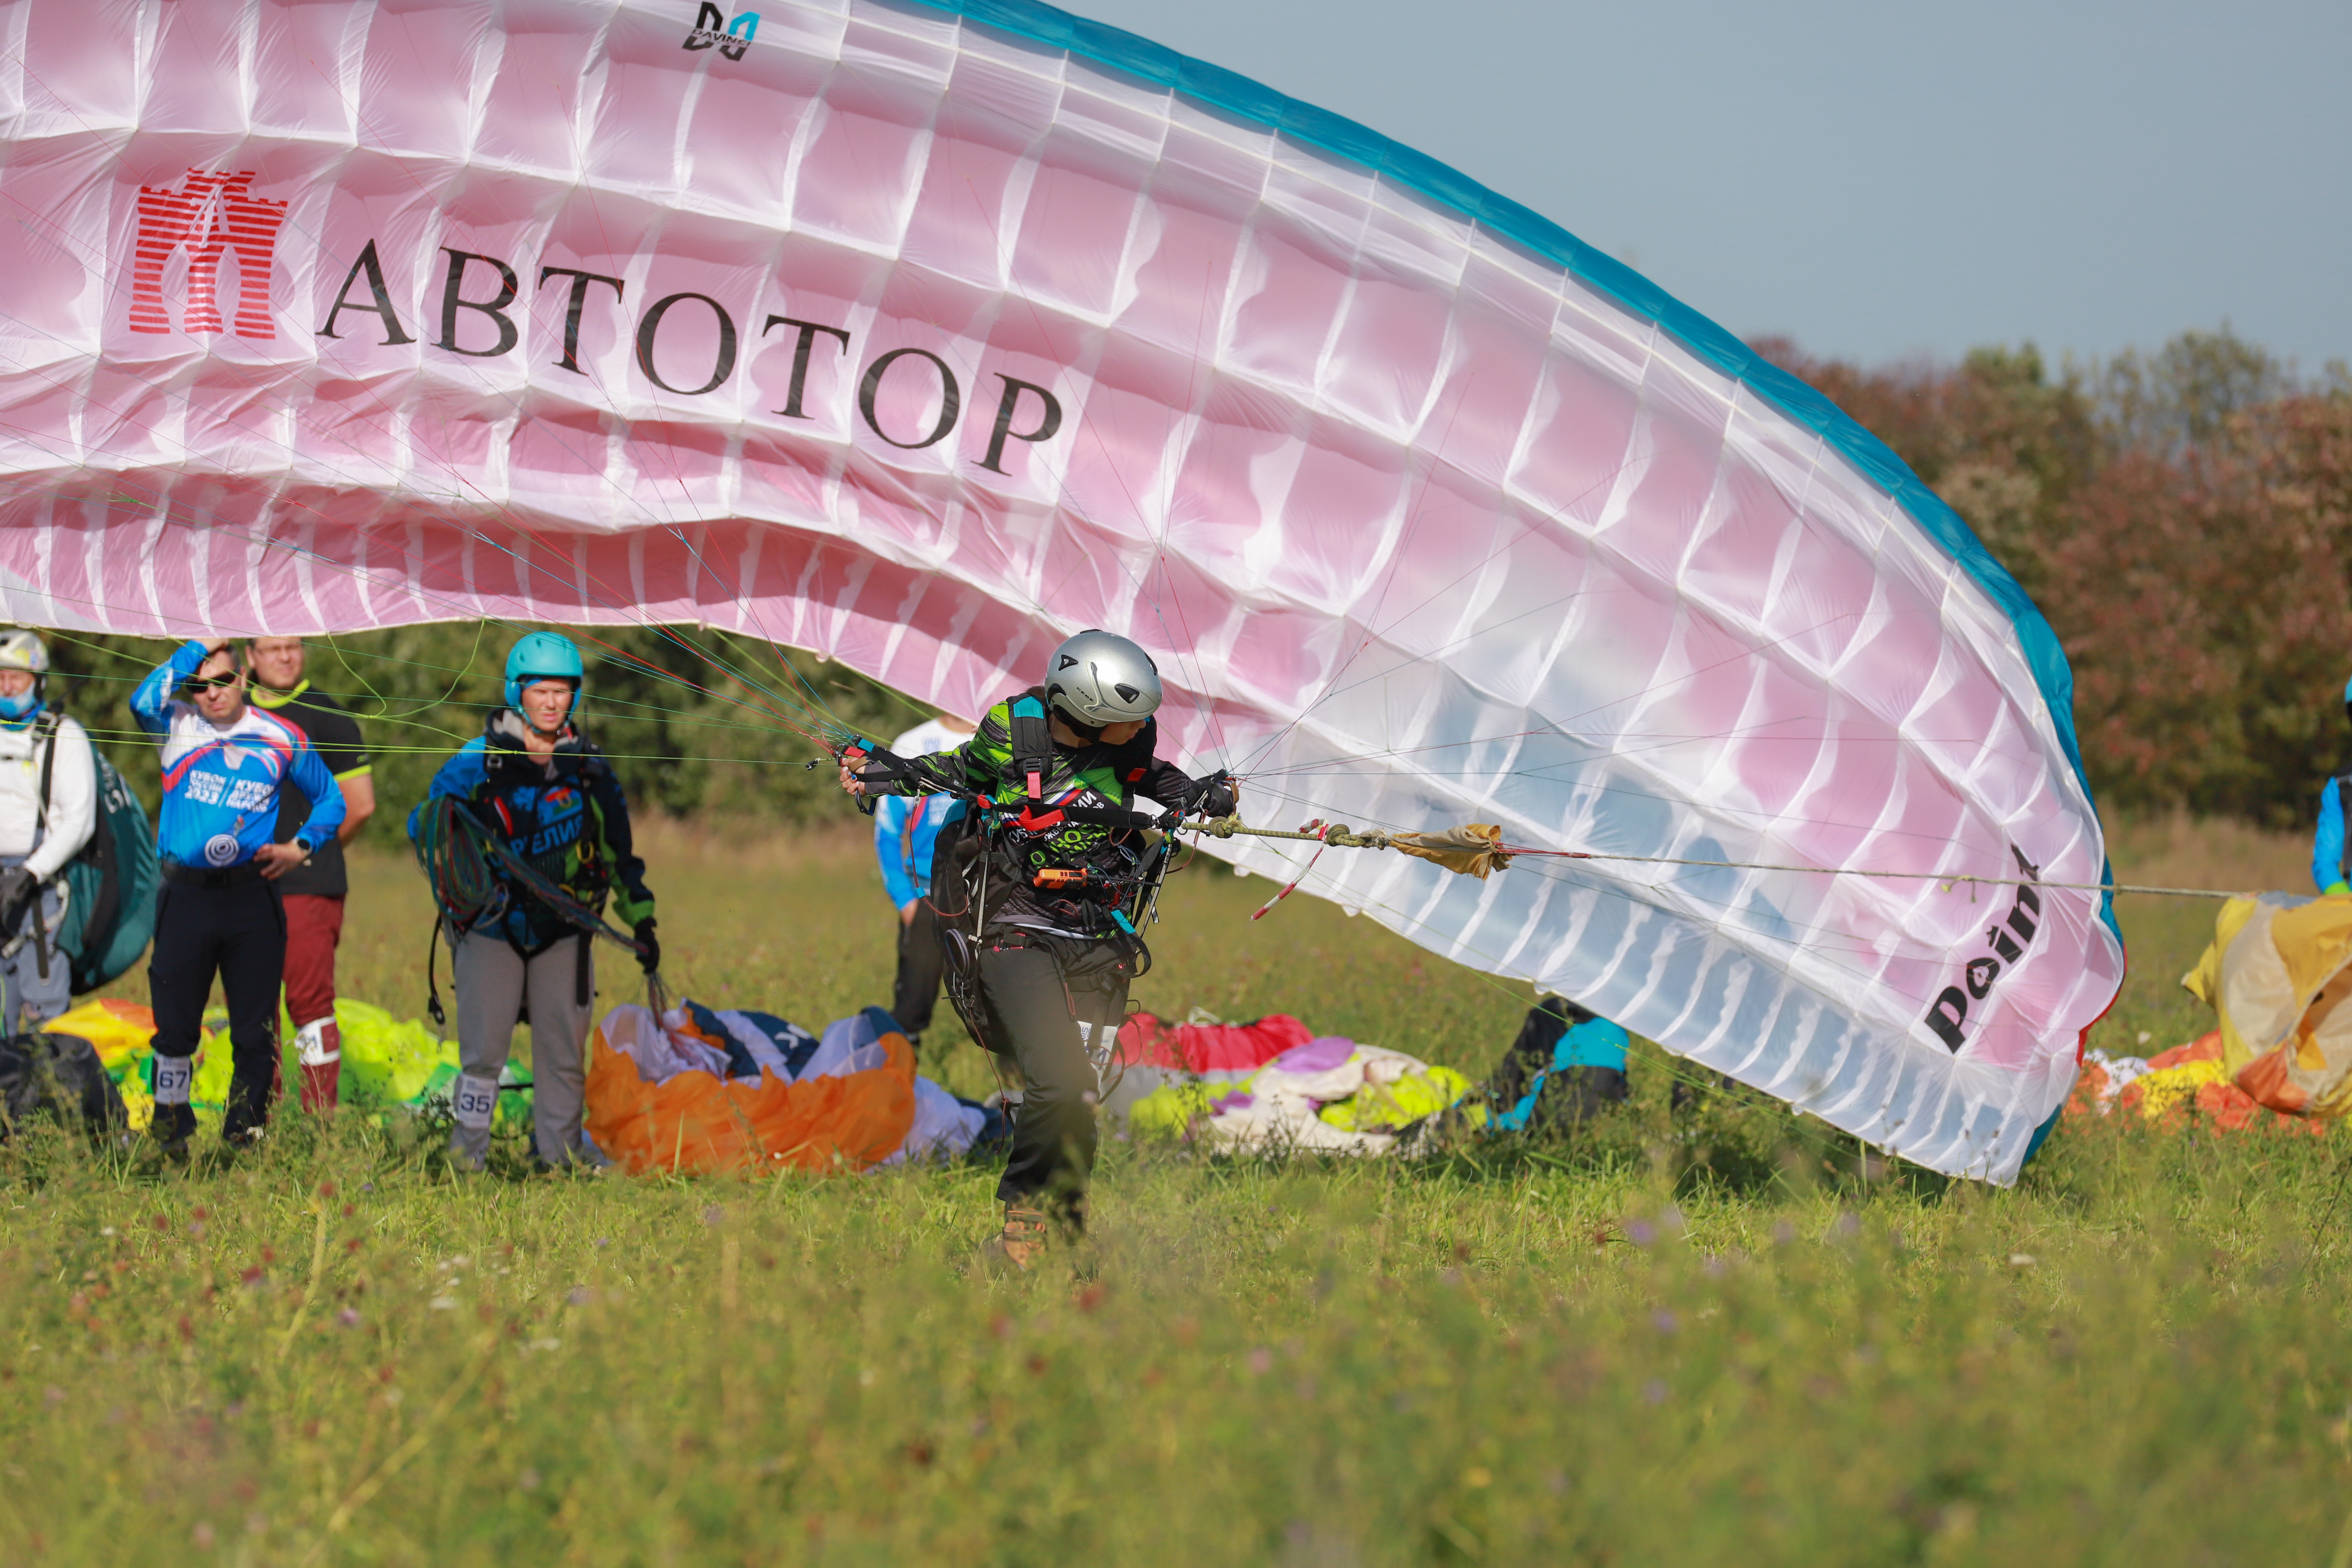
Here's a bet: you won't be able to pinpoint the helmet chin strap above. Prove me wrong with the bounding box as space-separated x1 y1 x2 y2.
1047 703 1106 744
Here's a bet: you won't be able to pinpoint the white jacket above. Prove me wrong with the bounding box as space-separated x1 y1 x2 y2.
0 714 96 879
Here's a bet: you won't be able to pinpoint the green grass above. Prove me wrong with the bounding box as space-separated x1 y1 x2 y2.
3 821 2347 1566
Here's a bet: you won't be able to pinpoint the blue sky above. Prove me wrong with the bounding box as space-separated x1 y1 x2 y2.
1055 0 2350 373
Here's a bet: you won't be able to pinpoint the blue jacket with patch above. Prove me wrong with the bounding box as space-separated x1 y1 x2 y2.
132 640 345 871
411 709 654 957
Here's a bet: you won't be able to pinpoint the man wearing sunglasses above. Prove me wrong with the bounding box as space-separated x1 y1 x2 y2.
131 639 346 1156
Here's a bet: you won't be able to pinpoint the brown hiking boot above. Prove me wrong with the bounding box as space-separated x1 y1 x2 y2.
980 1204 1050 1274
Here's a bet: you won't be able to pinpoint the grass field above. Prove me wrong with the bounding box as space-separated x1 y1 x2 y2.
2 816 2347 1566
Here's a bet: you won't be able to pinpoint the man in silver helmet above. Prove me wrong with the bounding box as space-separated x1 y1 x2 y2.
0 630 95 1033
840 629 1235 1268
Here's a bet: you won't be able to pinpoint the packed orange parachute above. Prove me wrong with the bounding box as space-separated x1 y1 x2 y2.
586 1005 918 1176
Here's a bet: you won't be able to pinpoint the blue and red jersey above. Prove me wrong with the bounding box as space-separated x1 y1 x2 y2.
132 640 345 870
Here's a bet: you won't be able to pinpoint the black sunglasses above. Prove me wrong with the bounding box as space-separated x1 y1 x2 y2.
185 672 243 692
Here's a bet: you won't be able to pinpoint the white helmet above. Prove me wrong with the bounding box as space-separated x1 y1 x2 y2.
0 629 49 722
0 629 50 676
1044 629 1162 727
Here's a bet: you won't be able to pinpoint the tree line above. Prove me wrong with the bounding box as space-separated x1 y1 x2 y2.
1755 328 2352 825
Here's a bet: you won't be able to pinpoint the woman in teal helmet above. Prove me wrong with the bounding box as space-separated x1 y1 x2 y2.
409 630 658 1169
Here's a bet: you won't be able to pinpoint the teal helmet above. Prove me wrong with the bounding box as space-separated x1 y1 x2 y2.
505 631 585 712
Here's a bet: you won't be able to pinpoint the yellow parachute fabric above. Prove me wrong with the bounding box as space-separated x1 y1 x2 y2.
1316 1065 1476 1133
44 998 157 1072
2181 894 2352 1116
43 996 511 1131
1127 1080 1220 1138
44 998 162 1130
2135 1059 2232 1119
336 1000 461 1106
1120 1054 1474 1142
44 998 230 1128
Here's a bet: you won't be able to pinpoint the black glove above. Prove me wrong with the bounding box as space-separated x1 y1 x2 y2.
850 742 913 790
633 918 661 975
1185 770 1237 819
0 866 36 933
844 743 912 819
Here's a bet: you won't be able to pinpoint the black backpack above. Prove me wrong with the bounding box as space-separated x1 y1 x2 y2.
0 1030 125 1140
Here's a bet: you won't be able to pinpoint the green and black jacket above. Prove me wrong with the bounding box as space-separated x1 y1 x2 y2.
887 688 1225 940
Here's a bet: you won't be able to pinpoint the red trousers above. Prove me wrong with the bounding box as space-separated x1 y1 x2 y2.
282 893 345 1027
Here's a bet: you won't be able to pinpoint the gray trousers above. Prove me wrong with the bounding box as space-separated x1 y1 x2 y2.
0 857 68 1036
450 931 593 1168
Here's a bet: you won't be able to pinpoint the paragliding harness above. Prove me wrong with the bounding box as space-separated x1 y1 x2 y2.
3 714 159 994
847 695 1195 1071
410 795 650 1029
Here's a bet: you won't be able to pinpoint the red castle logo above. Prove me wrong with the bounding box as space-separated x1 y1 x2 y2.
129 170 288 338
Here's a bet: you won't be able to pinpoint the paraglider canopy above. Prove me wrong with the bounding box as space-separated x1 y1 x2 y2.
0 0 2120 1179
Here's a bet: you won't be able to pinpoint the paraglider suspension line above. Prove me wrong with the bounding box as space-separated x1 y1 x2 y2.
1184 815 2242 900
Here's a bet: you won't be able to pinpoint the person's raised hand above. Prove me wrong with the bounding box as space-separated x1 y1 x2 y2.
838 746 869 797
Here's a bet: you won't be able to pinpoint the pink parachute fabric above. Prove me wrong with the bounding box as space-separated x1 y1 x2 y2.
0 0 2121 1180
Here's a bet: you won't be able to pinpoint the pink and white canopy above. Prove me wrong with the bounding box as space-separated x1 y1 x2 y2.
0 0 2122 1178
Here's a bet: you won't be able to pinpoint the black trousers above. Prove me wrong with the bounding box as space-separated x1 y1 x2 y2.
150 878 285 1136
890 899 945 1040
978 935 1133 1221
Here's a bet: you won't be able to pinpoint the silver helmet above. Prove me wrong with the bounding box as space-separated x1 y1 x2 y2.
1044 629 1162 727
